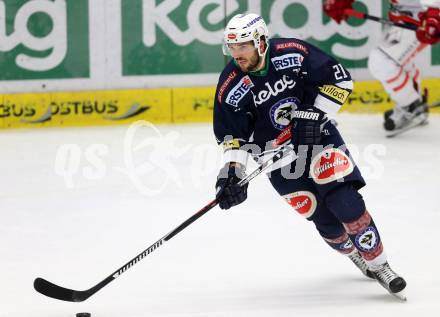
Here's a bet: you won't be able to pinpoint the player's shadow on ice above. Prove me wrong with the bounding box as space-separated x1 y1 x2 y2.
118 275 403 316
236 275 402 307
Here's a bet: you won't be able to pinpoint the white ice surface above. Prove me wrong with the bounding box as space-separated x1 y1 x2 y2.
1 114 439 317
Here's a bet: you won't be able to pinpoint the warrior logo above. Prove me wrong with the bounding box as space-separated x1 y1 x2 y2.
283 190 317 218
293 110 320 120
112 239 163 278
310 148 354 184
355 226 379 252
269 97 299 130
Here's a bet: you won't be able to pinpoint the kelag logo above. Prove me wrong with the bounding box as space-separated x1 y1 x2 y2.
0 0 89 80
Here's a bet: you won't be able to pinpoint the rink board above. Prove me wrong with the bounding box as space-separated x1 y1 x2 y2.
0 89 172 129
0 79 438 129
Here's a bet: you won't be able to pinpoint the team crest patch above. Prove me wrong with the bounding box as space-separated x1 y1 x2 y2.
269 97 299 130
355 226 379 252
310 148 354 184
283 191 317 218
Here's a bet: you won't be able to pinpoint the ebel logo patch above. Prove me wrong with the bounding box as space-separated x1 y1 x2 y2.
310 148 354 184
271 53 303 71
283 191 317 218
225 75 254 106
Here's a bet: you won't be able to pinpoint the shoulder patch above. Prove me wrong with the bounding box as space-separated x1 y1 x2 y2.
217 70 238 103
271 53 304 70
275 41 309 54
225 75 254 107
319 85 350 105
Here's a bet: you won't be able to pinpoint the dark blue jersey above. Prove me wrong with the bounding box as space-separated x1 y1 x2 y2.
213 37 353 155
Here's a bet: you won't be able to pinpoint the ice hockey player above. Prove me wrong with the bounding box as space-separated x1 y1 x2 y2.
324 0 440 136
213 13 407 299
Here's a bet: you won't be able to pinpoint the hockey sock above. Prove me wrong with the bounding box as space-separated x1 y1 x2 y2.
343 210 387 267
322 232 355 255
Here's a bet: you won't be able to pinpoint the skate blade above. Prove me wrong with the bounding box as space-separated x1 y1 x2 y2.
391 289 407 301
386 114 428 138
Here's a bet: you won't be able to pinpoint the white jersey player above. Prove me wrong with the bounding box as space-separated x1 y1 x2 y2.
324 0 440 135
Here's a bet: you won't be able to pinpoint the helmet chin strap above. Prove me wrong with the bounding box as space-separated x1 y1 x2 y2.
257 39 269 57
256 54 265 71
252 40 268 71
247 51 266 72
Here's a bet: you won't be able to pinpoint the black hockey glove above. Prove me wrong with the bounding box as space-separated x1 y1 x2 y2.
291 106 326 146
215 163 248 210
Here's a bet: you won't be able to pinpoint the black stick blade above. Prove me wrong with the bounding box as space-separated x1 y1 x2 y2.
34 278 88 302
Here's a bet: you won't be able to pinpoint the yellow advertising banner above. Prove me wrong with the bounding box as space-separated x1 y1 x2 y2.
0 79 438 129
172 87 215 123
0 89 172 129
345 78 440 113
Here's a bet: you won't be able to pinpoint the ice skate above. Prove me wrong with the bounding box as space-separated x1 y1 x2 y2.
370 262 407 300
348 251 375 279
384 99 429 138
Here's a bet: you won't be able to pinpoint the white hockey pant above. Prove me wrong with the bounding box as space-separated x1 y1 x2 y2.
367 27 428 108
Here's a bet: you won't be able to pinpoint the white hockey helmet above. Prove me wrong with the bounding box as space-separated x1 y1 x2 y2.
222 13 269 57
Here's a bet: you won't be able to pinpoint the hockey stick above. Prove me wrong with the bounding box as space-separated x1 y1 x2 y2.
34 142 296 302
344 8 418 31
428 99 440 109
